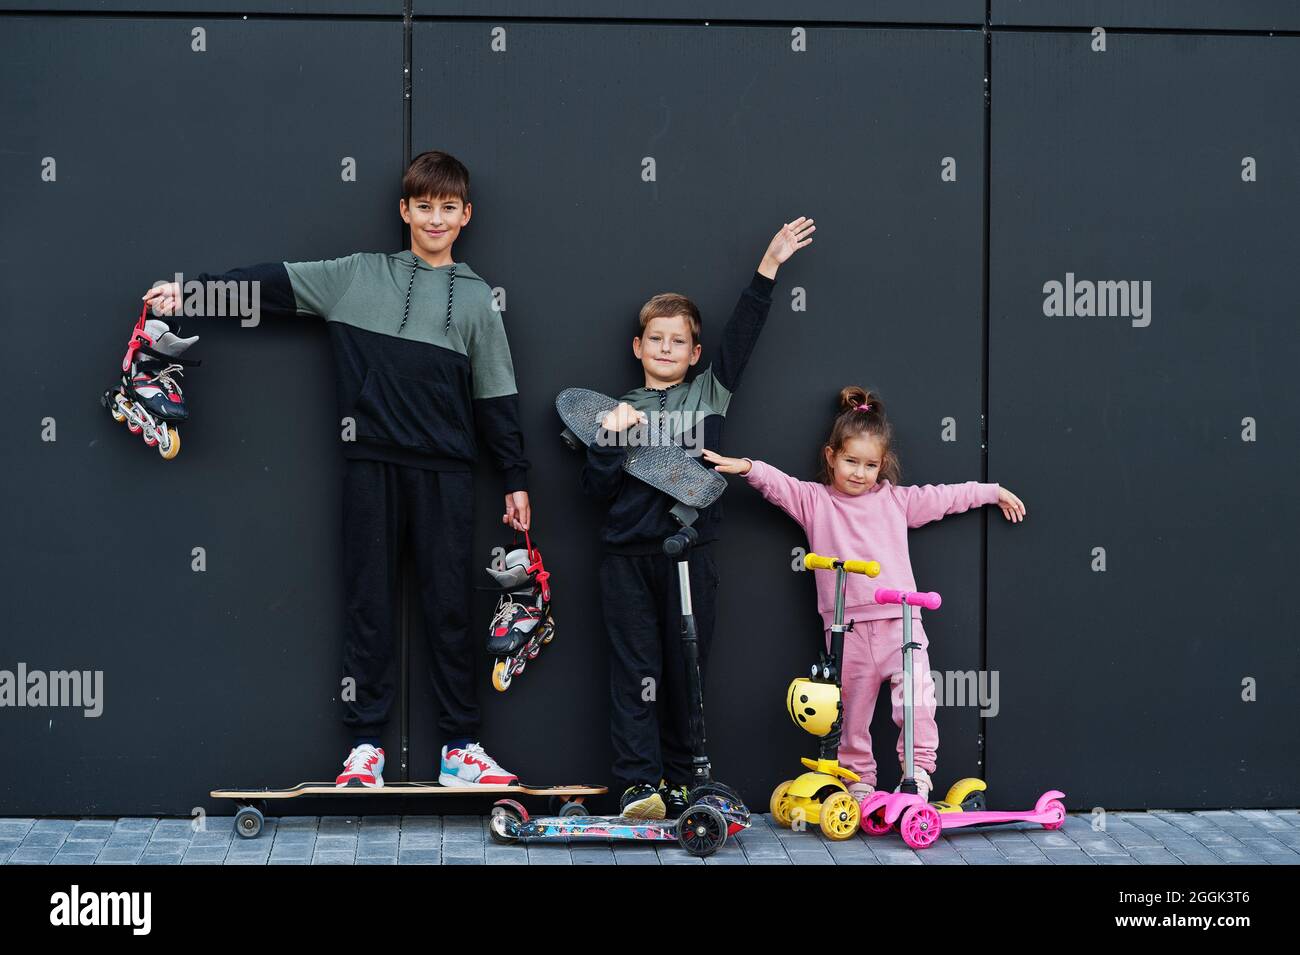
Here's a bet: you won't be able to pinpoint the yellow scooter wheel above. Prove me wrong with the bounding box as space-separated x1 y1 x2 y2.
769 780 796 827
819 791 860 840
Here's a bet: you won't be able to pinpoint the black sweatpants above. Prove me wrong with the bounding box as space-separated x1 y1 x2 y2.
341 459 478 739
601 544 719 788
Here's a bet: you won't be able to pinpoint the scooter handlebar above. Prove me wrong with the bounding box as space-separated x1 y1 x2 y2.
874 588 942 610
804 553 882 577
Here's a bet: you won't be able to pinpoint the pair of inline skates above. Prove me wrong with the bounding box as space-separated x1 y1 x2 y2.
101 304 199 459
483 535 555 692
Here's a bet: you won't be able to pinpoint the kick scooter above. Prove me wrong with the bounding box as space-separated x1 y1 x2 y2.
858 587 1066 848
770 552 880 840
488 392 751 857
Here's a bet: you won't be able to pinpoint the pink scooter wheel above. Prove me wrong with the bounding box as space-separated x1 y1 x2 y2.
862 809 893 836
899 804 942 849
1041 798 1066 831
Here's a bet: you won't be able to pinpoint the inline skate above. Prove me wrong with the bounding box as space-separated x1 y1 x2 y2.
483 534 554 692
102 303 200 460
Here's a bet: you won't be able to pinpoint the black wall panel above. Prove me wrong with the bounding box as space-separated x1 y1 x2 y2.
412 21 988 808
988 31 1299 808
994 0 1300 32
0 15 403 814
2 4 1295 818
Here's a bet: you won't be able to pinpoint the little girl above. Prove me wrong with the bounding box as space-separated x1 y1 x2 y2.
703 385 1025 803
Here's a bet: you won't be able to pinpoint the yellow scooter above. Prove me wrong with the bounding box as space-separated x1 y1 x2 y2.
770 553 880 840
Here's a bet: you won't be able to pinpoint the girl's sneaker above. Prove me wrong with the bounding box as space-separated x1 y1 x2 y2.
336 744 385 788
658 781 691 818
620 783 666 819
847 782 876 805
438 742 518 786
894 768 933 800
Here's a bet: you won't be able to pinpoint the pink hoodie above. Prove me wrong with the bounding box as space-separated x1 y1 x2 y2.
743 459 1000 630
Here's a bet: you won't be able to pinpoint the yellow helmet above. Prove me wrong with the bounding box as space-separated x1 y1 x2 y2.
786 677 839 737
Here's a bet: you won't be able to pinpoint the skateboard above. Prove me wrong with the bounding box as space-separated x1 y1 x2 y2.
211 781 608 839
555 387 725 510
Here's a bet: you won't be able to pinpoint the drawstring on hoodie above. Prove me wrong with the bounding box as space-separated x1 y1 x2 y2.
398 254 456 336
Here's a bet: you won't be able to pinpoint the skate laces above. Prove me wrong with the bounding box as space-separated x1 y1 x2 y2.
154 364 185 393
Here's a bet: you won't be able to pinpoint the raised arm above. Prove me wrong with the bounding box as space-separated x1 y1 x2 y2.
891 481 1001 529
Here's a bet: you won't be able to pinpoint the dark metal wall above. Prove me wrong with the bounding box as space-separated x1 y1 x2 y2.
0 4 1293 816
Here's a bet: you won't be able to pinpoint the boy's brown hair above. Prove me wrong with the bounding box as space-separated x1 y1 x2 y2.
402 150 470 204
638 293 702 347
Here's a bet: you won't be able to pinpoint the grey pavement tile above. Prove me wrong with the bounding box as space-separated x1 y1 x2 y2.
112 818 158 834
957 849 1011 865
94 846 145 864
51 851 100 865
1168 846 1227 865
397 849 443 865
1042 849 1097 864
30 819 76 834
180 847 230 865
268 856 312 866
311 850 358 865
189 828 234 848
526 845 573 865
399 815 442 832
1238 837 1300 861
1099 856 1140 865
20 830 69 849
7 847 59 864
1127 847 1184 864
785 850 836 865
746 857 793 865
137 852 185 866
356 856 400 865
318 817 362 835
444 856 485 865
1203 845 1266 864
1232 810 1293 831
274 816 321 832
872 850 924 866
0 821 36 839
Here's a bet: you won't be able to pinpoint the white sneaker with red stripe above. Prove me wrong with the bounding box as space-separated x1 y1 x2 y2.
335 744 385 788
438 742 518 786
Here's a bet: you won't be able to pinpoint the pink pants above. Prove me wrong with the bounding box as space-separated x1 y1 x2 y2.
828 617 938 787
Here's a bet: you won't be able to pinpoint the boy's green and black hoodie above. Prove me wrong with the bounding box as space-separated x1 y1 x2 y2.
581 272 774 553
195 250 528 491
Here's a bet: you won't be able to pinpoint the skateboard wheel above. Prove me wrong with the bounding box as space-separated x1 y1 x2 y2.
818 791 860 841
558 800 586 818
676 803 727 857
234 806 264 839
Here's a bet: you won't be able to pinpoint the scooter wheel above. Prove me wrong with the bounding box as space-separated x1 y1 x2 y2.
899 803 942 849
819 791 860 841
676 804 727 857
769 780 796 828
491 660 512 692
489 800 526 844
862 809 893 836
1041 798 1066 831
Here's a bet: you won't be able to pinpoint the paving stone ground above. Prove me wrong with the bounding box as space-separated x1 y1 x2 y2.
2 810 1298 865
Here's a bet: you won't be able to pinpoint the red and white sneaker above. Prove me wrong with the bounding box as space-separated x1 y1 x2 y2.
438 742 518 786
335 744 385 788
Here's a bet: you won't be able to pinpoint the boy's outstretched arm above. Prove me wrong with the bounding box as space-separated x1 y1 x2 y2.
143 255 363 324
710 218 815 401
579 404 642 500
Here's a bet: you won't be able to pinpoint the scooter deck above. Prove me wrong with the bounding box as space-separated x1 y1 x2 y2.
211 781 607 800
555 387 725 508
499 815 679 842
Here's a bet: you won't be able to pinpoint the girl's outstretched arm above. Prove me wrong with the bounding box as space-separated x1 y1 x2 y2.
892 481 1004 528
704 449 819 530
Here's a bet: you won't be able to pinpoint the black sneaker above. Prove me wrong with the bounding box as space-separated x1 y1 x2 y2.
620 783 665 819
659 781 691 818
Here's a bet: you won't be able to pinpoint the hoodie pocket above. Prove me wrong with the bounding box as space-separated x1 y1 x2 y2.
353 369 475 459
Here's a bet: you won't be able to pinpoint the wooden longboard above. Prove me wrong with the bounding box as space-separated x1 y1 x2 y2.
211 781 606 800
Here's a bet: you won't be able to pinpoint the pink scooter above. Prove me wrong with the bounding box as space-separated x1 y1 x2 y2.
858 587 1066 850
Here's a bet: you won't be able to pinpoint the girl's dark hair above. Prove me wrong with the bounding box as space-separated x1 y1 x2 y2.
817 385 902 485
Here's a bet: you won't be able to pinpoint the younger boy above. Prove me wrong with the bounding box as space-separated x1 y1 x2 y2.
581 218 814 817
